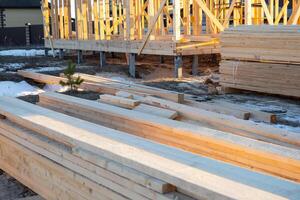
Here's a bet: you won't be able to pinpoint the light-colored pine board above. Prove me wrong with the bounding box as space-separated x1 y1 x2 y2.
36 92 300 182
133 104 178 119
1 97 300 199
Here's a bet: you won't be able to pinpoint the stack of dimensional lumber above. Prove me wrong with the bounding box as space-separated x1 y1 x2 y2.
18 70 277 122
17 70 184 103
0 97 300 200
38 92 300 182
220 25 300 97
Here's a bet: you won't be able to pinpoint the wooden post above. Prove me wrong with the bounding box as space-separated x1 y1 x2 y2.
192 55 199 76
100 51 106 68
76 0 82 39
94 0 100 40
59 0 64 38
173 0 181 41
244 0 252 25
99 0 105 40
82 0 88 39
129 53 136 78
42 0 50 38
63 0 72 39
174 56 183 79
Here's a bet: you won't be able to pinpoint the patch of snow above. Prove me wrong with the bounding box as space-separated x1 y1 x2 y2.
274 124 300 133
26 66 64 72
0 49 58 57
0 63 25 71
177 82 192 88
0 81 43 97
43 84 68 92
95 72 135 84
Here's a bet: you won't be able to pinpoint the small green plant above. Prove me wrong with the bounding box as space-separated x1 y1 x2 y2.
59 61 84 92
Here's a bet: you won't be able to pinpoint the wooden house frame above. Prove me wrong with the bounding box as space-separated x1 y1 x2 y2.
42 0 300 77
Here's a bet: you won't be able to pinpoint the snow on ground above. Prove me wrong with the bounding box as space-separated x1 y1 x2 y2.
0 49 58 57
0 63 25 71
95 72 135 84
0 81 43 97
43 84 68 93
26 66 64 72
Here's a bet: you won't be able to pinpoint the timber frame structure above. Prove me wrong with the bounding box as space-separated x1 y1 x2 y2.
42 0 300 77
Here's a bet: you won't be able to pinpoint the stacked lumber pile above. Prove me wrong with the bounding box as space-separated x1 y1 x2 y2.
38 92 300 180
1 96 300 200
17 70 184 103
220 25 300 97
18 70 277 123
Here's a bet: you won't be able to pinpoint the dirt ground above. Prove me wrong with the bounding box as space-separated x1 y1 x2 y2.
0 50 299 198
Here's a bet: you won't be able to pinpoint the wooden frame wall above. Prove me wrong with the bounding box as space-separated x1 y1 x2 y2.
42 0 300 56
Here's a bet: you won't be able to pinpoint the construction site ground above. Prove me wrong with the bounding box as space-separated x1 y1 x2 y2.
0 50 299 199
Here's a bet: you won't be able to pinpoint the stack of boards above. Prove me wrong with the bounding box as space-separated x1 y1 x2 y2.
0 95 300 200
220 25 300 97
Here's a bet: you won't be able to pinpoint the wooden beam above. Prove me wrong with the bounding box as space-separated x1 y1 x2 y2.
17 71 184 103
261 0 274 24
274 0 290 24
137 0 167 55
194 0 224 31
288 1 300 24
34 92 300 183
99 94 141 109
223 0 237 27
173 0 181 41
244 0 252 25
4 97 300 199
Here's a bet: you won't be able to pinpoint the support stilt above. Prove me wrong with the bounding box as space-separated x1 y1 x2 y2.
59 49 64 59
45 48 49 57
174 56 183 78
77 50 83 64
192 55 199 76
129 53 136 78
100 51 106 68
160 56 165 64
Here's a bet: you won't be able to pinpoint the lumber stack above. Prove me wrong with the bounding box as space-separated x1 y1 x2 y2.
38 92 300 182
1 96 300 200
220 25 300 97
17 70 184 103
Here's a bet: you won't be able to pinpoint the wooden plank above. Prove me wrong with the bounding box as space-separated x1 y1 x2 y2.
185 99 251 120
194 0 224 31
99 94 141 109
288 1 300 24
0 119 175 196
173 0 181 41
142 96 300 148
244 0 252 25
0 133 114 200
72 73 184 103
1 97 300 199
115 91 134 99
133 104 178 119
17 70 184 103
36 93 300 182
209 99 277 123
261 0 274 24
138 0 168 55
0 120 178 200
